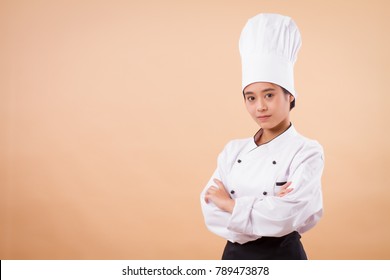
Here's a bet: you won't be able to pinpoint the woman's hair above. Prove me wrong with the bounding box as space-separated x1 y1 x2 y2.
281 87 295 110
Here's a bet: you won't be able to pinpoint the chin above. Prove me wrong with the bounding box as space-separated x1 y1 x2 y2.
258 122 274 129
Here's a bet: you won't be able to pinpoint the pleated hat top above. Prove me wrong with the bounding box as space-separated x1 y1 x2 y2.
239 13 302 97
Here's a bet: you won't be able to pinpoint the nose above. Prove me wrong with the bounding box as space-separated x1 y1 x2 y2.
256 100 267 112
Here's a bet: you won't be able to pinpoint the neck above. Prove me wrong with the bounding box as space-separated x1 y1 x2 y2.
258 119 291 145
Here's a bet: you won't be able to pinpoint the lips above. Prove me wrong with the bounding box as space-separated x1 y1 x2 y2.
257 115 271 120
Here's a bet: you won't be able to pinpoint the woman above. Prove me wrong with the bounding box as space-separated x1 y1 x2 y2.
200 13 324 260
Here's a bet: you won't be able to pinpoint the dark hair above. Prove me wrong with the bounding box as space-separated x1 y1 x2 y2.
281 87 295 110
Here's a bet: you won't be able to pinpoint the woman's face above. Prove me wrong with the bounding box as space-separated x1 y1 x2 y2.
243 82 294 130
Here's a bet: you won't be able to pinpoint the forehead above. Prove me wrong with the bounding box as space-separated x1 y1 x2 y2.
244 82 280 93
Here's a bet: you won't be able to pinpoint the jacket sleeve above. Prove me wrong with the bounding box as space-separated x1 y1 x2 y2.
200 141 256 242
227 141 324 239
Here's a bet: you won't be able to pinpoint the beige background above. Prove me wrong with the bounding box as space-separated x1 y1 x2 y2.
1 0 389 259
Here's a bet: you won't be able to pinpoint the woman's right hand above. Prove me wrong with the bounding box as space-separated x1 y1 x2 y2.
205 179 235 213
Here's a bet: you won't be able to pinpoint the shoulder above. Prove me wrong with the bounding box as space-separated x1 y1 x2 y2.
292 132 324 162
221 137 253 154
301 135 323 154
217 137 252 162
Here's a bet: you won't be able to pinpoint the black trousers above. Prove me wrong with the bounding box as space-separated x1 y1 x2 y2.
222 231 307 260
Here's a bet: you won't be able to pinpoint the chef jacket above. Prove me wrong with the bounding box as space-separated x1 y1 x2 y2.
200 124 324 244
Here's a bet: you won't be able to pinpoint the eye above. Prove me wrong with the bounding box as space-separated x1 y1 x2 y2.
246 96 255 101
265 93 274 99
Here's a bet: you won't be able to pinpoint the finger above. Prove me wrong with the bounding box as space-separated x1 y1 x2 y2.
279 188 294 197
213 180 230 196
206 186 217 194
213 178 225 189
205 190 214 203
280 181 292 190
205 188 219 203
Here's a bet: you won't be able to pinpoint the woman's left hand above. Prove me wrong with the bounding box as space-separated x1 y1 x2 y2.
277 182 294 197
205 179 235 213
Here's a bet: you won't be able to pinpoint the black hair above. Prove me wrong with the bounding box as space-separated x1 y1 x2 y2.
281 87 295 110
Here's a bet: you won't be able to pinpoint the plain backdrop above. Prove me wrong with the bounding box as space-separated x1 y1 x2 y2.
1 0 389 259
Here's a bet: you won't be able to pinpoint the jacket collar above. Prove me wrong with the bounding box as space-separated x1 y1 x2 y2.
247 123 298 152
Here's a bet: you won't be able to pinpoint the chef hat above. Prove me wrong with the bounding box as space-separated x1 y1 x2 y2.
239 13 301 97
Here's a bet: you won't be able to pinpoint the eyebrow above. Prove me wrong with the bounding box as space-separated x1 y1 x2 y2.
243 88 276 95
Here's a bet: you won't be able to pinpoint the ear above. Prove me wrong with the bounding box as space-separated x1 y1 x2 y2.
289 94 295 103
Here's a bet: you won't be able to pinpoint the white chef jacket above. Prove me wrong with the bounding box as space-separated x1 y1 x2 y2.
200 124 324 244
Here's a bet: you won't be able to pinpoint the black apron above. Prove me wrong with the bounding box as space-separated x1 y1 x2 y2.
221 231 307 260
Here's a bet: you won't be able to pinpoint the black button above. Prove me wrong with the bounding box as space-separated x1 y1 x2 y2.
272 161 276 165
263 191 267 195
230 190 235 194
237 159 242 163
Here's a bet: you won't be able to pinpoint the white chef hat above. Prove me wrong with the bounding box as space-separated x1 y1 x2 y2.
239 13 301 97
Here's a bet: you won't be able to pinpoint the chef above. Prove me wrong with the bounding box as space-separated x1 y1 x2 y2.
200 13 324 260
